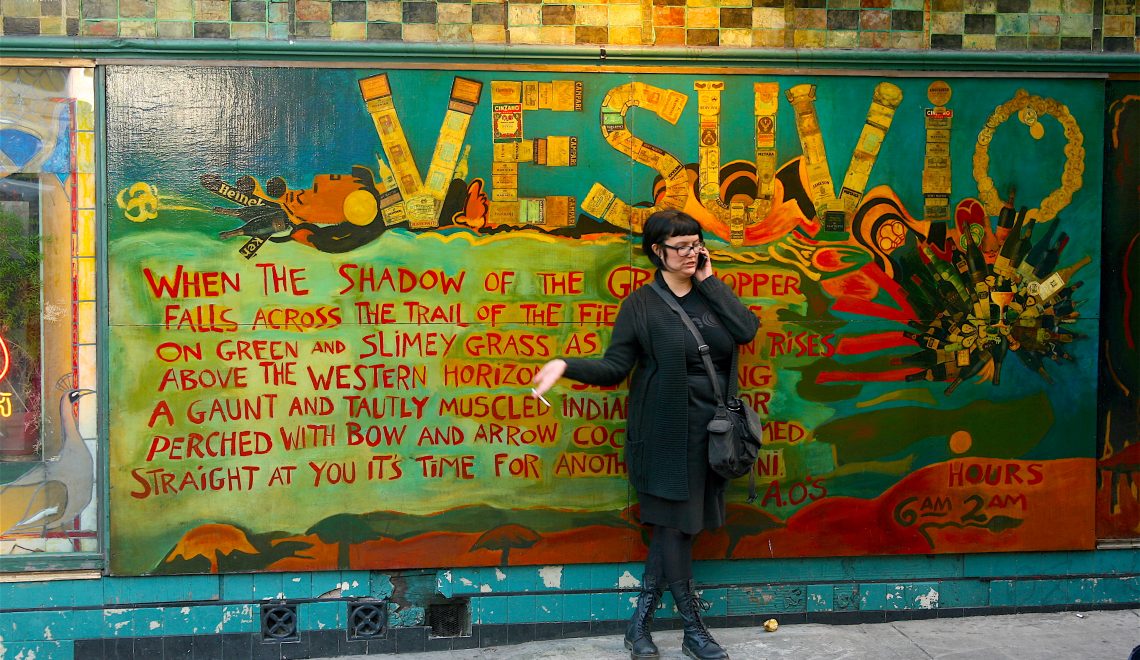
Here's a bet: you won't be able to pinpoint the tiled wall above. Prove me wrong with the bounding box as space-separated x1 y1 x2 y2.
1 0 1136 51
2 551 1138 659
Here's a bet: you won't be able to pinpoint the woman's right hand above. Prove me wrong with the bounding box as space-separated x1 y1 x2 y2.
532 359 567 397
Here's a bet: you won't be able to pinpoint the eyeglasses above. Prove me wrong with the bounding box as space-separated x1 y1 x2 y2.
660 241 704 257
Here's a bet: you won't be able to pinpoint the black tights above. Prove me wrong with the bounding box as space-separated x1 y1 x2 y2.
644 525 693 585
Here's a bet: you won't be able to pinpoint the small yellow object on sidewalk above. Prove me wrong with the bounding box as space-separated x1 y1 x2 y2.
763 619 779 632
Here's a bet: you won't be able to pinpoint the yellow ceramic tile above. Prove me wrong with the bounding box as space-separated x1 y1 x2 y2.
77 210 96 256
119 19 157 37
718 0 752 6
76 132 94 174
472 23 507 41
1061 0 1091 14
686 0 721 7
509 26 543 43
157 21 194 38
232 23 267 38
892 32 923 48
193 0 229 21
76 256 96 301
609 4 642 26
40 16 66 34
76 100 94 132
472 24 507 42
540 26 576 44
827 30 858 47
609 25 643 44
367 1 401 22
402 23 439 41
576 6 607 26
78 298 97 341
795 8 826 30
932 12 964 33
1028 0 1062 12
508 5 541 26
720 27 752 46
439 3 472 23
331 22 366 40
1103 15 1135 36
5 0 39 15
439 23 473 41
753 28 785 47
157 0 192 20
963 34 997 49
77 173 95 209
792 30 826 48
753 7 786 30
687 6 719 28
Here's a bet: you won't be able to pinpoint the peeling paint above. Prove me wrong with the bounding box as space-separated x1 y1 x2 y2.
292 577 301 583
214 604 254 634
181 607 190 614
351 580 360 588
916 588 939 609
460 577 474 587
42 626 52 641
618 571 640 589
495 568 506 582
538 566 563 588
810 593 826 603
149 620 161 630
480 584 493 593
541 606 550 613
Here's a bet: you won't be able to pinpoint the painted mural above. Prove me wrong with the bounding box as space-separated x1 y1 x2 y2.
105 65 1103 576
1097 80 1140 541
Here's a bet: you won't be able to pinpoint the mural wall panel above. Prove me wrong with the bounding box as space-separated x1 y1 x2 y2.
105 65 1103 576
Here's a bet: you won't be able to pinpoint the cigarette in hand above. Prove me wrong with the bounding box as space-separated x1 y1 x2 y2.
531 388 551 409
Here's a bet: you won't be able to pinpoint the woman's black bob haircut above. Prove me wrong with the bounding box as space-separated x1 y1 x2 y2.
641 209 704 269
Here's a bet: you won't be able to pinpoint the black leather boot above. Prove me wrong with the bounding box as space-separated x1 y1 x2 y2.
669 579 729 660
624 574 662 659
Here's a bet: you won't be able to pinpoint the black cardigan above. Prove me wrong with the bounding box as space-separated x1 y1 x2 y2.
563 271 760 500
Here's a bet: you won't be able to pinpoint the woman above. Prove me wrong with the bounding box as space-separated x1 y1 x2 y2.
532 209 760 660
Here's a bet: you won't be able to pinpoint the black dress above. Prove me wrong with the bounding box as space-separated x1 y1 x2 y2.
637 288 735 535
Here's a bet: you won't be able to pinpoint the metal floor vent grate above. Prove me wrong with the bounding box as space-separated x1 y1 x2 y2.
348 600 388 640
260 603 299 642
427 601 469 638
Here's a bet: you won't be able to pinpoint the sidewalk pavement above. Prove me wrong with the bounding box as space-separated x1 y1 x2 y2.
347 609 1140 660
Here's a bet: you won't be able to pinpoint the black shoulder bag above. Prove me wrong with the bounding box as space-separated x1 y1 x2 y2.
651 282 764 503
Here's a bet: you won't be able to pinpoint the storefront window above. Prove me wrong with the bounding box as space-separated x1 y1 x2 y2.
0 66 99 563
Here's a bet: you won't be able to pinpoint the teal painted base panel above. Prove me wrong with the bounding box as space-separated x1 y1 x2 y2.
0 550 1137 658
8 603 1139 659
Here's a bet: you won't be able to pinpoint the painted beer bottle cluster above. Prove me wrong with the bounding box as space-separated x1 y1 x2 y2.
897 201 1087 394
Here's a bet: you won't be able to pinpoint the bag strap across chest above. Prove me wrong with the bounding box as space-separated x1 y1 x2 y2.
649 281 726 408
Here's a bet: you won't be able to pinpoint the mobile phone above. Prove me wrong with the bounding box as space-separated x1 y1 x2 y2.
697 252 708 269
